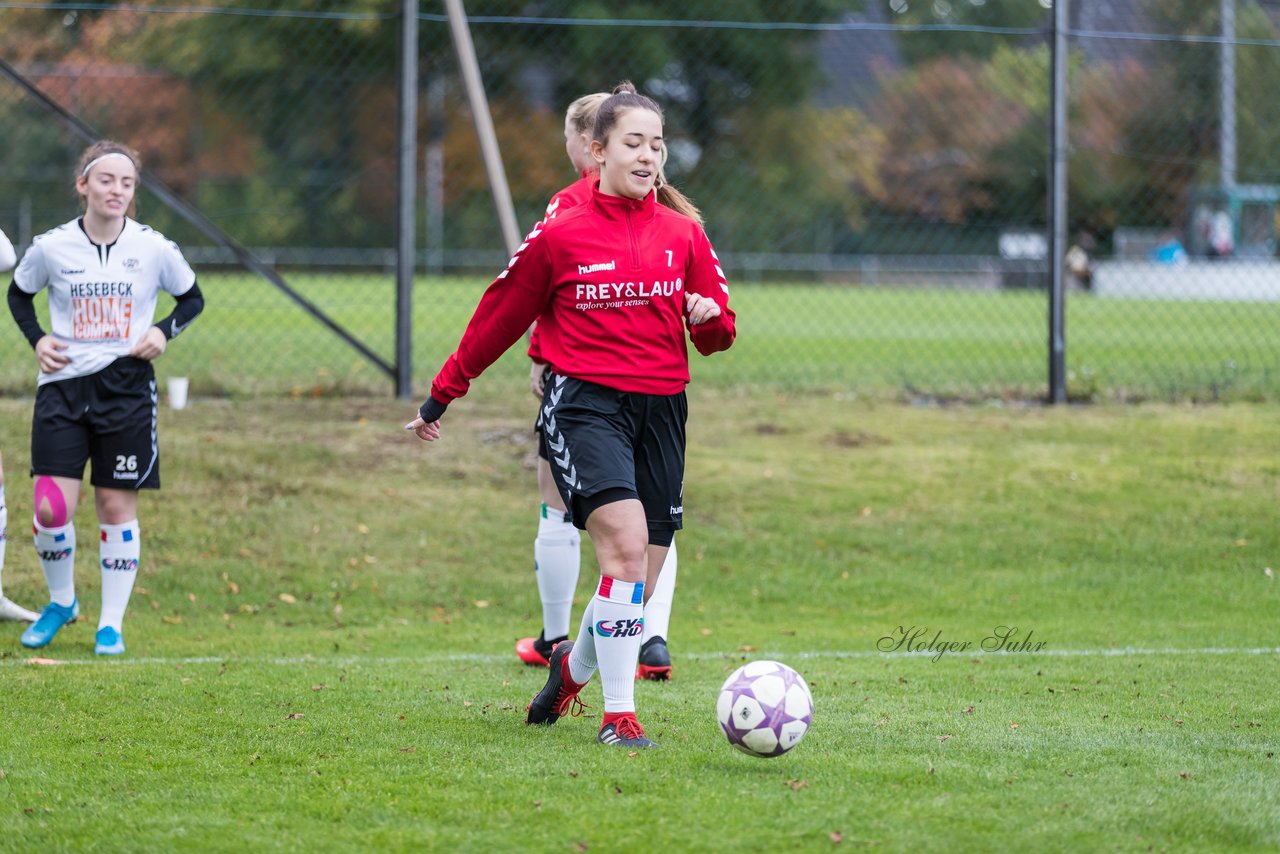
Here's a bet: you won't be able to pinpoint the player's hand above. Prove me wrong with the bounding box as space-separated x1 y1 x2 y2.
530 362 548 397
129 326 168 360
35 335 70 373
404 416 442 442
685 291 721 325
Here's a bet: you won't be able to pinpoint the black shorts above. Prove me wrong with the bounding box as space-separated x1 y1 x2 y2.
31 356 160 490
539 372 686 540
534 365 552 461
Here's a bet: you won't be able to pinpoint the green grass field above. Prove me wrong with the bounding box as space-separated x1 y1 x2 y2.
2 274 1276 401
0 273 1277 849
0 383 1277 851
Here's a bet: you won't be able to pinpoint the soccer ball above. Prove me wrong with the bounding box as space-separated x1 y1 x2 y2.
716 660 813 758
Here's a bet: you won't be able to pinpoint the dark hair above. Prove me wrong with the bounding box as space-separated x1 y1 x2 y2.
594 81 703 226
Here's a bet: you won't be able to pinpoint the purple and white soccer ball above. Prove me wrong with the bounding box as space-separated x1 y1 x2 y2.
716 660 813 758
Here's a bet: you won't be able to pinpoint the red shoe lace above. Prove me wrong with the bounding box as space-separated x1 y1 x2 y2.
560 694 590 719
614 715 646 740
552 677 590 718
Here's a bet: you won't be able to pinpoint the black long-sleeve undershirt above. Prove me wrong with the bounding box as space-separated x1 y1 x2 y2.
154 281 204 339
7 280 43 347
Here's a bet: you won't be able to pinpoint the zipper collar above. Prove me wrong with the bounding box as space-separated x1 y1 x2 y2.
590 181 657 224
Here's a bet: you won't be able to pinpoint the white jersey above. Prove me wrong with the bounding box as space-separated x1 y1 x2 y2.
14 217 196 386
0 226 15 271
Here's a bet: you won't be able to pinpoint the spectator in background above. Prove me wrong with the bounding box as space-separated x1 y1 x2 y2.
407 82 736 748
1151 233 1189 266
1065 242 1092 291
1209 210 1234 258
7 140 205 655
517 91 681 683
0 226 41 623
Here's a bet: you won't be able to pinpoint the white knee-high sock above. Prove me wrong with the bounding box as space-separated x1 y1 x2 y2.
567 597 597 685
643 541 677 643
591 577 645 715
99 520 140 631
534 504 580 640
34 519 76 607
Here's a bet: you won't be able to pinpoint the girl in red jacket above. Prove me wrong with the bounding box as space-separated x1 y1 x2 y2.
408 81 735 748
517 92 684 684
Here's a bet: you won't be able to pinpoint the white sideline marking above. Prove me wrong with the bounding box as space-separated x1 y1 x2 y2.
2 646 1277 668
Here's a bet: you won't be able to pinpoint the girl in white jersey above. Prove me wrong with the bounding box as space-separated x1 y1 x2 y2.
6 140 205 655
0 227 41 623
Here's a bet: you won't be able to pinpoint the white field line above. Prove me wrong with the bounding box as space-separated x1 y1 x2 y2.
1 646 1277 668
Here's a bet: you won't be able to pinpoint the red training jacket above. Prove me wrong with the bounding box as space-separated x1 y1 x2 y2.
542 170 595 223
528 170 596 363
431 185 736 404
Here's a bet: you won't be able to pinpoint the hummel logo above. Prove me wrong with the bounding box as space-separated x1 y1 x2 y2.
577 260 616 275
61 268 85 275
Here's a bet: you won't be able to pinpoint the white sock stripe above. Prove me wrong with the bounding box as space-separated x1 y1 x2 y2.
596 576 644 605
100 520 141 543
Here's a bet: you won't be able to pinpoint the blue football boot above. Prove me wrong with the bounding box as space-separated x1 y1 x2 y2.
21 599 79 649
94 626 125 656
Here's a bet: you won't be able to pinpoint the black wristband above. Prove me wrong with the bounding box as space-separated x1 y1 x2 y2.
418 396 448 423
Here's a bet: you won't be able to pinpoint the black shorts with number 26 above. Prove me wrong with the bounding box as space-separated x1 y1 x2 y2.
31 356 160 490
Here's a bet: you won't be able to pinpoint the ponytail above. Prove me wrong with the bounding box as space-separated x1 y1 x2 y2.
656 184 703 227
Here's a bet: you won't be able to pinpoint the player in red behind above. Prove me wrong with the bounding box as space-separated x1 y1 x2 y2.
408 82 735 748
516 91 681 682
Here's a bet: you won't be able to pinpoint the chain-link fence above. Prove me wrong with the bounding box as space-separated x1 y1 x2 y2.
1 1 1277 401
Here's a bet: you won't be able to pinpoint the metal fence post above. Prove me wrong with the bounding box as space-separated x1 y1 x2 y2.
444 0 521 258
1047 0 1069 404
396 0 419 399
1220 0 1236 192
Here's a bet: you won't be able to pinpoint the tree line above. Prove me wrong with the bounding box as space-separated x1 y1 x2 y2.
0 0 1275 260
